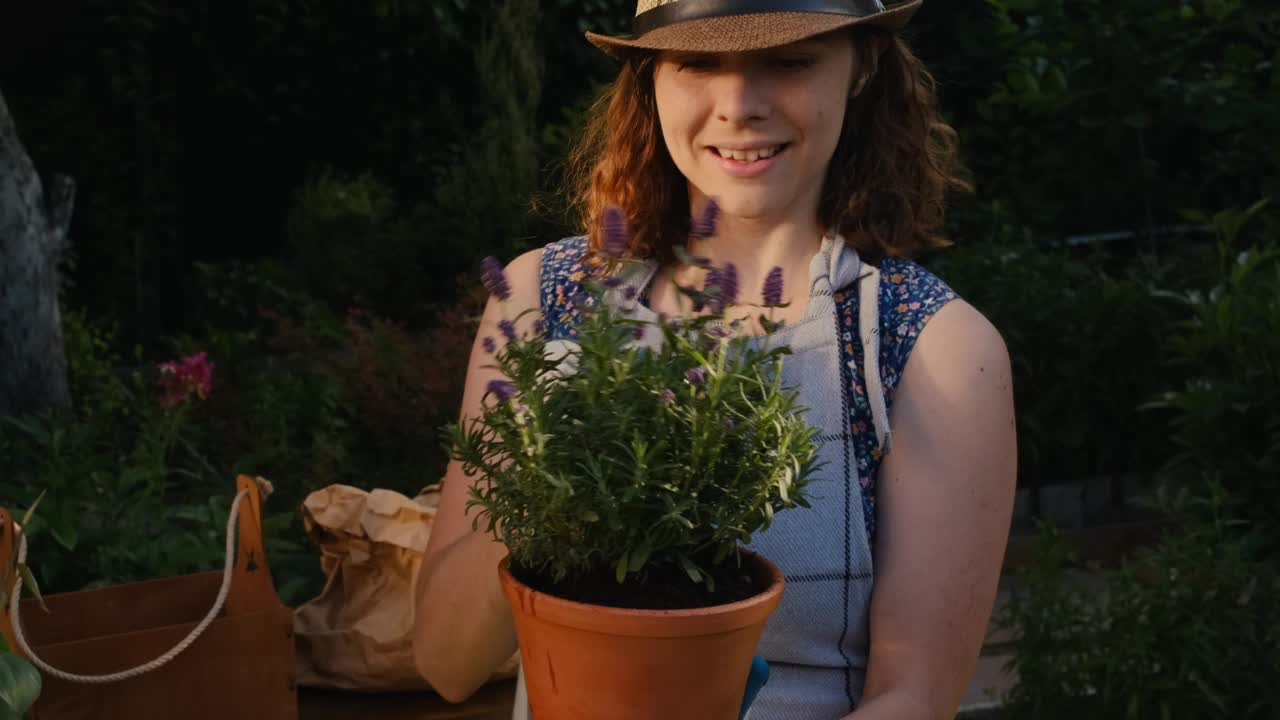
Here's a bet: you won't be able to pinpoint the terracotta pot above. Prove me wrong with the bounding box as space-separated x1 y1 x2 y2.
498 550 784 720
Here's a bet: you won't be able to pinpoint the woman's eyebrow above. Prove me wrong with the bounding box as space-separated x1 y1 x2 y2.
757 41 824 57
663 50 716 60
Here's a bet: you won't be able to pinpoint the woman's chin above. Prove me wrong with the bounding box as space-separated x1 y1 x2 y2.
699 194 785 224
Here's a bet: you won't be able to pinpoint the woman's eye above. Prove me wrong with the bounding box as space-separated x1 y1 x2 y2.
771 57 815 70
677 56 717 71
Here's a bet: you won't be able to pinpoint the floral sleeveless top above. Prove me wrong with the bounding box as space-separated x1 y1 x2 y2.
537 236 957 719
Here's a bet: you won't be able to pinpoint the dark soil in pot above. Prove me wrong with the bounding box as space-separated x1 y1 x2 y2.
510 551 763 610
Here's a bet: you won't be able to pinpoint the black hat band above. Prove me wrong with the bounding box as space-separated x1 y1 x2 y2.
633 0 888 37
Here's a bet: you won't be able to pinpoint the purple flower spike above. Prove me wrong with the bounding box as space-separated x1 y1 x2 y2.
763 266 785 306
601 276 625 289
482 337 497 354
481 256 511 301
487 379 517 402
623 285 638 301
633 325 645 341
723 418 736 431
660 388 676 403
699 266 720 312
685 367 707 387
691 199 720 238
533 318 546 337
719 263 739 306
602 205 629 258
499 319 517 341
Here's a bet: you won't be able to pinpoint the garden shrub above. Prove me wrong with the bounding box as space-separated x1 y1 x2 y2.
994 202 1280 718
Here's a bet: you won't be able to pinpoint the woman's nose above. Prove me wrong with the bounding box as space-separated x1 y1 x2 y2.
712 68 770 126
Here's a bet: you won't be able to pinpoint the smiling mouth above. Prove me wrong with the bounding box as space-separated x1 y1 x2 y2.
709 144 790 163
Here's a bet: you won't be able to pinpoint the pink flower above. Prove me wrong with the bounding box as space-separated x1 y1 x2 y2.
158 352 215 408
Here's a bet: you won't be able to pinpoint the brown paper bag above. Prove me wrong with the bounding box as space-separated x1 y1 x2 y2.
293 483 519 691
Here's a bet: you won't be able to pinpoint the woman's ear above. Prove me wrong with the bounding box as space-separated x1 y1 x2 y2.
849 32 890 98
851 73 872 98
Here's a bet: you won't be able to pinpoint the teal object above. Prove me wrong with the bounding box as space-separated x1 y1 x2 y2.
739 656 769 719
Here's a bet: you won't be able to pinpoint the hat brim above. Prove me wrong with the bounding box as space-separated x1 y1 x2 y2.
586 0 922 59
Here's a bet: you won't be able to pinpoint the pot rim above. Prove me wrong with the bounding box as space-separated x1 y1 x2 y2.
498 548 785 638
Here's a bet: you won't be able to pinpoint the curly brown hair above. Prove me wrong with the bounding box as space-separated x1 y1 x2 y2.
567 27 970 267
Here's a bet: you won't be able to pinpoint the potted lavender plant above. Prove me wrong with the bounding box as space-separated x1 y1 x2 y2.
447 206 819 719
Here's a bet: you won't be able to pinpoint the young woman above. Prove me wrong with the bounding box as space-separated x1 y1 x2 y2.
413 1 1018 718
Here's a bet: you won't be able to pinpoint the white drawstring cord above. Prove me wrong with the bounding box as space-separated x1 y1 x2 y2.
8 484 258 684
857 263 893 455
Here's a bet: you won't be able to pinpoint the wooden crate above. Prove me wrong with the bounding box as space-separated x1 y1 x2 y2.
0 475 297 720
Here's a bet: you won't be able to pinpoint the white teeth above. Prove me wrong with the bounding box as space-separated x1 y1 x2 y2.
716 146 781 162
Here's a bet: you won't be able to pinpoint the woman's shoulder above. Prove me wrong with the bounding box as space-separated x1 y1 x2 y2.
539 236 594 288
873 254 1006 390
845 254 965 396
876 255 959 333
541 235 591 263
497 237 590 300
877 255 958 311
538 236 595 340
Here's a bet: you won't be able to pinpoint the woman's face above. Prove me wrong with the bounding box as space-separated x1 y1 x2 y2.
652 33 857 224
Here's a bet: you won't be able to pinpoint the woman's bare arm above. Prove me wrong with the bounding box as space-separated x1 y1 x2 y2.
844 300 1018 720
412 247 544 703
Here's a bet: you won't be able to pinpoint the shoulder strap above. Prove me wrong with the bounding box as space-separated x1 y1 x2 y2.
855 263 893 455
828 236 893 457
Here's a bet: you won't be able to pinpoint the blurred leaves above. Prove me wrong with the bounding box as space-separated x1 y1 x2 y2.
994 200 1280 718
948 0 1280 241
0 651 40 719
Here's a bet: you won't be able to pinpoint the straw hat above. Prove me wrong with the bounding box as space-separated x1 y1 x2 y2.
586 0 923 58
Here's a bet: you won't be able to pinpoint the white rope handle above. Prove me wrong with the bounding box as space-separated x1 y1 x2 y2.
9 483 262 684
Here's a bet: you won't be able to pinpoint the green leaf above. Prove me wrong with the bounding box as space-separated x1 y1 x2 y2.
677 554 703 584
0 652 41 715
0 700 23 720
49 522 77 552
615 555 629 584
19 491 45 530
627 540 652 573
16 566 48 615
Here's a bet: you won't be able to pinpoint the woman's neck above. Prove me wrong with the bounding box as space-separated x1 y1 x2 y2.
676 215 825 307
